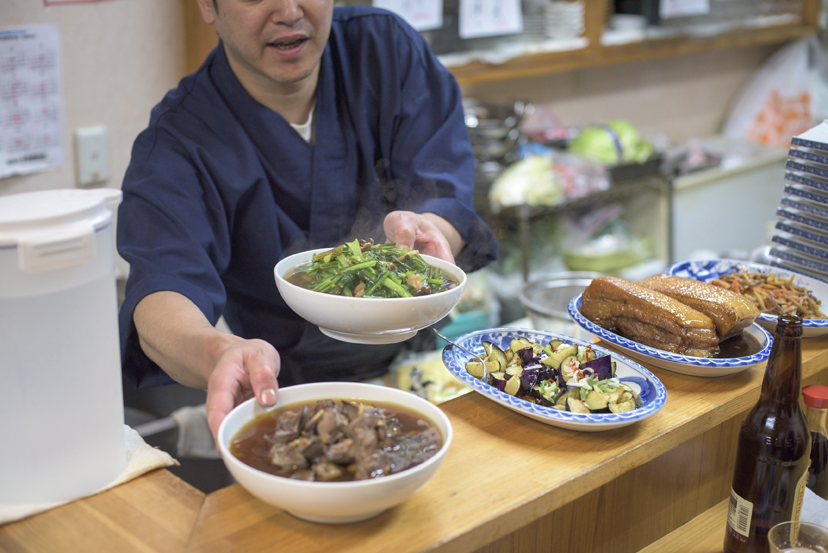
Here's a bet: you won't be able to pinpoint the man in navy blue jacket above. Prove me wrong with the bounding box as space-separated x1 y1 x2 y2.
118 0 497 440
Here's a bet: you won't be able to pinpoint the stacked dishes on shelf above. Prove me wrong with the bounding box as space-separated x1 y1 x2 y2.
544 1 585 40
463 99 525 212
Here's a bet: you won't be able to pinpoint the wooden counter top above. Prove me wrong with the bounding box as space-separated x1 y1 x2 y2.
5 335 826 553
0 469 204 553
187 334 828 553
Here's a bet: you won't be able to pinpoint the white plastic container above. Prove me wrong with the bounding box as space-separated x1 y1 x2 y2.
0 188 126 504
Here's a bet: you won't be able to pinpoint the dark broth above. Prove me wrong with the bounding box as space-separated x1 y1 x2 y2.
609 329 763 359
718 332 762 358
229 399 442 481
284 264 317 288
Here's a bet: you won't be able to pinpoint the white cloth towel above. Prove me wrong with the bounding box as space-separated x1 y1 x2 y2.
802 487 828 527
0 425 178 525
171 404 220 459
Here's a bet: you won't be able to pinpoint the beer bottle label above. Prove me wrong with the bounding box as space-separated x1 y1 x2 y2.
727 487 753 542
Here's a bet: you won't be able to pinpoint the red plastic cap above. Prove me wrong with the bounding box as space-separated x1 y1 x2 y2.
803 385 828 409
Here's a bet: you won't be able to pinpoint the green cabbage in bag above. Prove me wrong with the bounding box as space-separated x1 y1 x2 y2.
568 120 653 165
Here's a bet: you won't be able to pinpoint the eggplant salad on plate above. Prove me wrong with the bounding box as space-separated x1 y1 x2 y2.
465 337 640 414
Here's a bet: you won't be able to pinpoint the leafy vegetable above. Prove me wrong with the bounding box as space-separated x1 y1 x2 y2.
488 155 560 210
288 238 456 298
568 120 654 165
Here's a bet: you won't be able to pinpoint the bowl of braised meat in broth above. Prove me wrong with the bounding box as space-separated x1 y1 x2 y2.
218 382 453 524
275 241 466 345
568 273 773 377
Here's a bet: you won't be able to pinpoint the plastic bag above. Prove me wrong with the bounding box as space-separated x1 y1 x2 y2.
723 36 823 148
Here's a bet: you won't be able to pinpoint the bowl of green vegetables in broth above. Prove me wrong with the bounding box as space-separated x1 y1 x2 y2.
274 240 467 344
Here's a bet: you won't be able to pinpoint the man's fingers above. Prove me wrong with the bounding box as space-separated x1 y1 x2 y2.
243 339 279 406
384 212 456 263
248 355 279 407
391 228 416 249
205 367 241 449
416 233 454 263
408 226 454 263
205 339 280 449
384 213 416 248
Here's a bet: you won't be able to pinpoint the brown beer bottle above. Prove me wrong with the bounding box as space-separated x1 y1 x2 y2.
723 314 811 553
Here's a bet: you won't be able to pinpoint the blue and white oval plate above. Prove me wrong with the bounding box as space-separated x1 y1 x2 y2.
666 258 828 338
568 294 773 377
441 328 667 432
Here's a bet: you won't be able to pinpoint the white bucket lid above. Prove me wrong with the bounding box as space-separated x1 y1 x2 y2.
0 188 122 246
0 188 123 273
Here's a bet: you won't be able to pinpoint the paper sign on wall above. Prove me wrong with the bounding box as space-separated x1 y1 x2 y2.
459 0 523 39
44 0 114 5
660 0 711 19
0 24 65 179
374 0 443 32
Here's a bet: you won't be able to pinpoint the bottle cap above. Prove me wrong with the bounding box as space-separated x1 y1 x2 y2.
803 385 828 408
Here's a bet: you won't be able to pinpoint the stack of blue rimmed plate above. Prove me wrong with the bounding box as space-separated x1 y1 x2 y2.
772 121 828 282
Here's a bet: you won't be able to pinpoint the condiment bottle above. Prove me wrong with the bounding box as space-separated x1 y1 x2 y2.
803 385 828 500
724 314 811 553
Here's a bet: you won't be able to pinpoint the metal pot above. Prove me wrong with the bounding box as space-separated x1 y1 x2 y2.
518 272 602 334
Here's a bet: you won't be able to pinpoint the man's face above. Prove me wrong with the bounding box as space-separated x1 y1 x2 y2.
199 0 333 90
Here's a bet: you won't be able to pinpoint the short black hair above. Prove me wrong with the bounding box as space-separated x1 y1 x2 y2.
212 0 217 10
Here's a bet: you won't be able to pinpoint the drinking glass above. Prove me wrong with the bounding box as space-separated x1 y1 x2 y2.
768 521 828 552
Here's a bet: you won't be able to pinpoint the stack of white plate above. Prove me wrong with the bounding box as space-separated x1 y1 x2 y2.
544 0 585 40
770 120 828 282
522 17 548 41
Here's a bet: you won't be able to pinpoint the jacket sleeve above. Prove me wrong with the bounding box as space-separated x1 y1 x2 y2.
384 18 499 272
117 122 231 388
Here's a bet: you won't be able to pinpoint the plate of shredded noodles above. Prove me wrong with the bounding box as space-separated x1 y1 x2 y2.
666 259 828 337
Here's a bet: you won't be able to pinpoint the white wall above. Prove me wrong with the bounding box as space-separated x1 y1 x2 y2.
3 0 186 196
3 0 186 272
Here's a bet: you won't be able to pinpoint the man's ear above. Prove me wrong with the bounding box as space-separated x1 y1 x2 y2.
195 0 217 25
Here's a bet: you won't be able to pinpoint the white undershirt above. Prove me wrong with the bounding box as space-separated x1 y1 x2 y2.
289 104 315 143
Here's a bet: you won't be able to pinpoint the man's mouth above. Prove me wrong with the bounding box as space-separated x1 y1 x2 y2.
272 38 306 50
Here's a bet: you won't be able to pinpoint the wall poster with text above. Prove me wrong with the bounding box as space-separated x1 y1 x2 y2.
0 24 65 180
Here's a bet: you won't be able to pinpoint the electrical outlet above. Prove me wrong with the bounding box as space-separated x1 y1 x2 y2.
75 126 109 186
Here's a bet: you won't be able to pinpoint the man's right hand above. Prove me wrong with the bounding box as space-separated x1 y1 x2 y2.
206 338 280 445
134 291 280 448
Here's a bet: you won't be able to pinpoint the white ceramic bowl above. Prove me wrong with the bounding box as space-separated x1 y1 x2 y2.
217 382 453 524
274 248 466 344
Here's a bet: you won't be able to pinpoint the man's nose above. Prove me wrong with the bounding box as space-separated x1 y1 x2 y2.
268 0 303 26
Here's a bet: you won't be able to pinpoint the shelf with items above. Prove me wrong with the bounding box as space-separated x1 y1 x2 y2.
485 172 673 284
444 0 819 87
183 1 820 81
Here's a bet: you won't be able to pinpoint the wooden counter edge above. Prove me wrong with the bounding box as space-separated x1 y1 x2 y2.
636 498 730 553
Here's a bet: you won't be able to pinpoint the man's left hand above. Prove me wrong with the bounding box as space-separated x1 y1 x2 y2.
383 211 461 263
